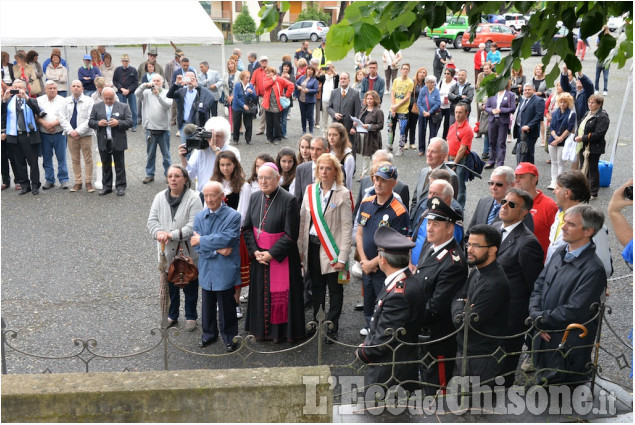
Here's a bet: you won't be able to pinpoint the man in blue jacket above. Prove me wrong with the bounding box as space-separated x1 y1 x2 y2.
191 181 242 352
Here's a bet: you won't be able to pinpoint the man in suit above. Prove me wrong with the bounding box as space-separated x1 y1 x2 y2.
410 138 459 222
414 196 467 395
246 52 259 74
355 226 425 393
468 165 534 231
198 61 224 117
167 71 215 145
483 86 517 168
327 72 361 158
513 83 545 164
451 224 510 384
88 87 132 196
495 188 544 387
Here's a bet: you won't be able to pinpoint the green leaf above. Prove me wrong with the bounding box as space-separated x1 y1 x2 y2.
354 22 383 54
279 1 290 13
325 23 355 61
385 11 417 33
579 4 605 39
544 59 563 89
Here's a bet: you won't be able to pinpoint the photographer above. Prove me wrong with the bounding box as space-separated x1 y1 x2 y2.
608 179 633 266
167 71 214 145
3 79 45 194
179 116 240 196
136 74 172 184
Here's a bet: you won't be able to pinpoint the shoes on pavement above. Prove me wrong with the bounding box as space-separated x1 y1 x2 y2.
226 342 238 352
1 184 7 190
240 294 248 303
198 337 217 348
354 303 364 311
256 131 264 135
32 187 39 195
86 183 95 193
547 183 556 190
325 332 338 345
603 91 608 96
142 176 154 184
42 181 55 190
481 153 490 160
410 144 416 150
403 144 409 150
236 306 243 319
395 148 404 156
483 163 494 169
19 186 31 195
99 189 112 196
15 184 21 191
315 124 320 129
166 318 178 328
176 130 180 137
60 182 70 189
116 189 125 196
185 320 197 332
359 327 369 336
131 127 137 132
70 184 82 192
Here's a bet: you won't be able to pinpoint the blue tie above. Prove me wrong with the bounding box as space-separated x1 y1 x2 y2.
106 106 112 120
487 202 501 225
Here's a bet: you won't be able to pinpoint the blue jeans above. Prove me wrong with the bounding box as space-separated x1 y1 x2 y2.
397 113 408 148
482 133 490 155
117 92 138 129
40 132 69 184
280 106 290 136
299 101 314 133
454 157 467 209
145 130 171 177
595 65 609 92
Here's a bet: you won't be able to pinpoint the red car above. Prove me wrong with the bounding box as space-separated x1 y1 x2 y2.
461 23 517 52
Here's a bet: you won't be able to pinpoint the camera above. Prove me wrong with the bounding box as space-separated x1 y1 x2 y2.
183 125 212 155
10 89 19 95
624 185 633 201
183 77 191 84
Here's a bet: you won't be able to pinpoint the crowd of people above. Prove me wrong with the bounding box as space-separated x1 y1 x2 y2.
2 38 630 394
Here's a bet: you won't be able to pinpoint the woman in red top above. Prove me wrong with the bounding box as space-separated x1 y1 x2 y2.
262 66 294 145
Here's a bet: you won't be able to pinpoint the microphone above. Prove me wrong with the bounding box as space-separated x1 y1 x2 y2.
183 123 199 136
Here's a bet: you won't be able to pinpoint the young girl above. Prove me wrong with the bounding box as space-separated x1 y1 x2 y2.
211 151 252 318
296 58 308 78
276 147 298 193
248 153 275 192
355 91 384 178
328 122 355 190
297 134 312 165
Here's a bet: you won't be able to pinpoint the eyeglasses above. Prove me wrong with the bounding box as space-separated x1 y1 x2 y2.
465 243 492 249
500 199 517 208
488 181 505 187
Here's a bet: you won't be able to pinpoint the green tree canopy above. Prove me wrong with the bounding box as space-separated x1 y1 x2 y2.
234 3 257 35
257 1 632 95
297 1 331 25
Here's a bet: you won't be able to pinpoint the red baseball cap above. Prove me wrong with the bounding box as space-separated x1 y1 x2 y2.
515 162 538 177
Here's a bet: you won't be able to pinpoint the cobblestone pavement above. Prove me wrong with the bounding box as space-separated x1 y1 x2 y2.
1 37 632 391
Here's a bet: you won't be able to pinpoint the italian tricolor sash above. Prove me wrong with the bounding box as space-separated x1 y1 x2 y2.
307 183 339 263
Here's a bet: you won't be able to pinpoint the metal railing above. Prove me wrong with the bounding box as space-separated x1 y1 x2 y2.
1 301 632 398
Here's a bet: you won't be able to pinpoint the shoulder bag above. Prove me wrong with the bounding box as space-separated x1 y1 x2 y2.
277 82 291 109
167 230 198 288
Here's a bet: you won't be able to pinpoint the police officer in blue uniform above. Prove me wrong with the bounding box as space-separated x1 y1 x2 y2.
355 226 426 393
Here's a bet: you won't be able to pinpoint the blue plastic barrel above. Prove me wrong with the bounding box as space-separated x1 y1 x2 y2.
599 160 613 187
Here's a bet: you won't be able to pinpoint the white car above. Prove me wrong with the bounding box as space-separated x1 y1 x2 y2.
504 13 526 31
607 15 627 33
278 20 329 42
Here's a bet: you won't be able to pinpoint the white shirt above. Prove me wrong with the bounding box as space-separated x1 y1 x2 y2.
384 267 408 287
432 237 455 254
500 220 522 242
495 91 505 117
186 143 240 192
36 94 65 133
222 180 251 227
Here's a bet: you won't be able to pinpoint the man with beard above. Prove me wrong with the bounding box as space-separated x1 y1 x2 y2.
452 224 510 385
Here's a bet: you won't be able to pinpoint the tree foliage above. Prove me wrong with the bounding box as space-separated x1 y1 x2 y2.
234 3 257 35
257 1 632 96
297 1 331 25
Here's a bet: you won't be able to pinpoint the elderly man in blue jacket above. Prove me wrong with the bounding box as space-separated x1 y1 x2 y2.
191 181 242 352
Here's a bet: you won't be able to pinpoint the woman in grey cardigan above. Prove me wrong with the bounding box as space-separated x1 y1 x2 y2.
147 165 203 331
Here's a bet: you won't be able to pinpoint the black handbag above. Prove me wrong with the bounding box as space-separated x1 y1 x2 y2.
242 84 258 116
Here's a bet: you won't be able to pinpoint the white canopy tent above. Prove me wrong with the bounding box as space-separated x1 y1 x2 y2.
0 0 225 66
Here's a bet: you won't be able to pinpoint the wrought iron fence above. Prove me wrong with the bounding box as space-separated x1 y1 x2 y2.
2 300 632 399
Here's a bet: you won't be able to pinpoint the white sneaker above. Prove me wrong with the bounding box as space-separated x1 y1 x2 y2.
603 91 608 96
239 294 248 303
395 148 404 157
547 182 556 190
359 327 369 336
315 124 320 129
236 306 243 319
403 144 409 150
176 130 180 137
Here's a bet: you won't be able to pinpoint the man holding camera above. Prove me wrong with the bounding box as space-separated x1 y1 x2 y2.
136 74 172 184
168 71 215 146
2 79 45 195
179 116 240 194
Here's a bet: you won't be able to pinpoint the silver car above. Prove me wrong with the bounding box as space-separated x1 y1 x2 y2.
278 20 329 42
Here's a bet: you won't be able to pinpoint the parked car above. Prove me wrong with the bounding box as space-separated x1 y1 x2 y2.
486 14 506 24
461 23 516 52
504 13 526 31
430 15 487 49
278 20 329 42
529 26 578 56
607 15 627 33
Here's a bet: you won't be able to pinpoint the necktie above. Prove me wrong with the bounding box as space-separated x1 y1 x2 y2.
106 105 113 140
70 100 78 129
487 202 501 225
516 99 525 125
106 105 112 120
16 98 26 131
342 89 346 98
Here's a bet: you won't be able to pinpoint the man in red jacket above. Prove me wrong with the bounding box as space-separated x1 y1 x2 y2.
250 56 269 135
